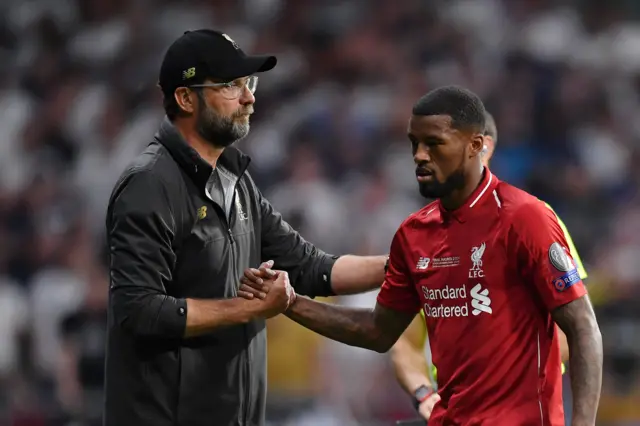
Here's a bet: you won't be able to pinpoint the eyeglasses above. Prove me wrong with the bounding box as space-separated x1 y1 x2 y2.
189 75 259 100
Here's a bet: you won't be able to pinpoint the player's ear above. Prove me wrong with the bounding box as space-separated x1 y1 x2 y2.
174 87 196 114
470 133 484 158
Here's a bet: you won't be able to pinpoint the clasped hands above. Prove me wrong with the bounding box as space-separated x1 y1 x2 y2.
238 260 297 318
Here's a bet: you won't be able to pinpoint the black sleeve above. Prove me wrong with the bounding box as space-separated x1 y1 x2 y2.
107 170 187 339
258 190 338 298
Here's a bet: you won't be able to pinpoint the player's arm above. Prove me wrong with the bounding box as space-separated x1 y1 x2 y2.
511 202 602 426
551 295 602 426
390 314 441 420
285 297 415 352
556 213 588 363
286 223 419 353
390 314 433 394
108 171 264 339
545 203 588 364
257 184 386 297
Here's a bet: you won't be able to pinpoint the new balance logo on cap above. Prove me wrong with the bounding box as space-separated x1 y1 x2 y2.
182 67 196 79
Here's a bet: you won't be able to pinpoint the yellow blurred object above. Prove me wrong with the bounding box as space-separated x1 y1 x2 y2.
578 270 611 307
266 297 333 395
597 390 640 421
544 202 587 281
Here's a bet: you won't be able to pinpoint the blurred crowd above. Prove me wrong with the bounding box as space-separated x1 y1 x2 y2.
0 0 639 425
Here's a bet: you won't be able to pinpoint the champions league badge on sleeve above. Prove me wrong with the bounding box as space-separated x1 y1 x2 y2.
549 242 581 292
548 242 573 272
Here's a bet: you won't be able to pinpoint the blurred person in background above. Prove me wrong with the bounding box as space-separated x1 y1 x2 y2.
272 86 602 426
0 229 30 423
389 110 589 421
56 264 108 426
104 29 387 426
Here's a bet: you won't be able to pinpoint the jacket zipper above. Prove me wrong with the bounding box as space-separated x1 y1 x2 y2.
220 189 249 425
215 210 248 424
227 196 250 426
216 211 248 424
206 168 251 425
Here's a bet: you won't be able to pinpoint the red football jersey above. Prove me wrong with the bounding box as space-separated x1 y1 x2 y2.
378 169 586 426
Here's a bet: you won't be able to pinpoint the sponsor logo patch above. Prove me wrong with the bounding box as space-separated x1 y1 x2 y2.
553 268 581 292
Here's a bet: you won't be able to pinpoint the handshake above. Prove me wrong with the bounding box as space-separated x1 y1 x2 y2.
238 260 297 318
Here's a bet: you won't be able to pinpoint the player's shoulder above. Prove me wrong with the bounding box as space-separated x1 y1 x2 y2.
399 200 441 230
494 181 558 232
495 181 549 215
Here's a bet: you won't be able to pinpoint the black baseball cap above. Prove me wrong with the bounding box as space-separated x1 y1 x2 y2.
158 29 277 96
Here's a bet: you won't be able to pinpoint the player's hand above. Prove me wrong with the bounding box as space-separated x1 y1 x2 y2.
417 392 440 420
238 260 276 300
259 270 296 318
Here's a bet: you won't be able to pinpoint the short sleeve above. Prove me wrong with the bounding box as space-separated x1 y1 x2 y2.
543 202 588 280
376 226 420 314
509 202 587 311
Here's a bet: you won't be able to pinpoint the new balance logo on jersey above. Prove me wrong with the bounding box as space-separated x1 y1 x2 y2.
470 283 492 315
416 257 430 270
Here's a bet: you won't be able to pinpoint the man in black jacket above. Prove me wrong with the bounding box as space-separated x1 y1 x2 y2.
104 29 388 426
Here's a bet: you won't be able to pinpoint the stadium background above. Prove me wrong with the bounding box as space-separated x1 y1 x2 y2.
0 0 639 425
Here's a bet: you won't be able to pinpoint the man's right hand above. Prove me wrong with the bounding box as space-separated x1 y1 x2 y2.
249 268 295 318
237 260 274 300
417 392 440 420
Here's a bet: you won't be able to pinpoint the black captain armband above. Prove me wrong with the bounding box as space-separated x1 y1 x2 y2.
297 254 340 298
316 254 340 297
384 256 390 274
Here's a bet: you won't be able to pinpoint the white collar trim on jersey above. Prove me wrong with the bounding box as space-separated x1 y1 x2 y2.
469 171 493 209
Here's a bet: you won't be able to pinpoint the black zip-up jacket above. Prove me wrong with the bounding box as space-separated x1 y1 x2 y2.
104 118 338 426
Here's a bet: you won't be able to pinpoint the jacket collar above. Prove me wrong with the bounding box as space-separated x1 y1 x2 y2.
154 116 251 189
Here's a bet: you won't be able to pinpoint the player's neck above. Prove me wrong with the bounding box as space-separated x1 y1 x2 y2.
173 119 225 168
440 164 485 211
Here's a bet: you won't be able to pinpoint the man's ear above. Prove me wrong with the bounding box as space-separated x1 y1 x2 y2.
470 133 484 158
174 87 195 114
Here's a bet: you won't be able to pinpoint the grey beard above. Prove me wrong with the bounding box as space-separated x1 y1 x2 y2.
195 92 250 148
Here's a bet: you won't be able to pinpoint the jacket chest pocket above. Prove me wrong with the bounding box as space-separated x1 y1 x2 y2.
172 236 233 298
191 211 229 243
172 223 258 300
170 213 231 298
